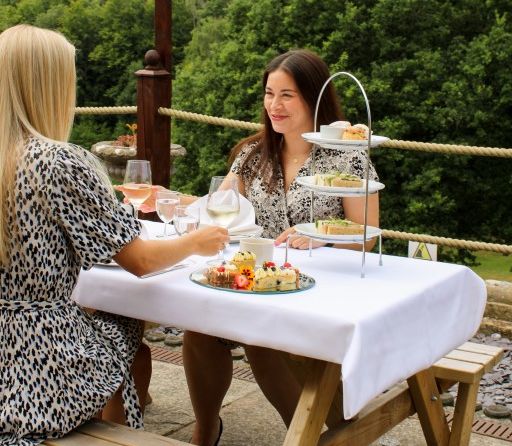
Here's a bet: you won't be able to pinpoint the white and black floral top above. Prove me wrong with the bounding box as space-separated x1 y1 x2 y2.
0 137 143 445
231 142 378 238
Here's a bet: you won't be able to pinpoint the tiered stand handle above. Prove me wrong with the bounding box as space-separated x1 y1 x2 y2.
311 72 374 278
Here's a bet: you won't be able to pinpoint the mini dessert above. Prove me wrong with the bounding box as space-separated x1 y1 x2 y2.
315 172 363 188
277 262 300 291
231 251 256 271
316 218 365 235
253 264 278 291
206 262 238 287
342 124 369 140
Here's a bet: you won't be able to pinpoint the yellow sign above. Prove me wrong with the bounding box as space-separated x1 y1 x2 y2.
408 242 437 261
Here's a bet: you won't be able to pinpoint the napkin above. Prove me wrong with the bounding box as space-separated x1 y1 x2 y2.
187 194 260 235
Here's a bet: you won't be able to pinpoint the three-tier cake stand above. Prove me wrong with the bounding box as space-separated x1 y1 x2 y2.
286 72 388 278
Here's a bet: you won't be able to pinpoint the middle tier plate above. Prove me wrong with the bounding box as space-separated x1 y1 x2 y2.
295 223 382 243
296 176 385 196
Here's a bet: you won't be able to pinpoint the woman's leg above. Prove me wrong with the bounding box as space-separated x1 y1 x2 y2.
244 345 302 427
101 341 152 423
183 330 232 445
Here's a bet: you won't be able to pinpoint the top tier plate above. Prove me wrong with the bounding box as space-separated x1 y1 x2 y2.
302 132 389 150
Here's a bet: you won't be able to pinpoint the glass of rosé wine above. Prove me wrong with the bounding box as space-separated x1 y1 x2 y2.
123 160 152 218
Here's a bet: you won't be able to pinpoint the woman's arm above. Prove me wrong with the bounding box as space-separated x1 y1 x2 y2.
114 226 228 277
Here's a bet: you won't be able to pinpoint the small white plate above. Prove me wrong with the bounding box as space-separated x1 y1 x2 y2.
296 176 385 196
200 223 264 243
295 223 382 242
302 132 389 149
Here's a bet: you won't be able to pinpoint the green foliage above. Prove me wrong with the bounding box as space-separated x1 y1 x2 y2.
1 0 511 263
1 0 196 150
170 0 512 262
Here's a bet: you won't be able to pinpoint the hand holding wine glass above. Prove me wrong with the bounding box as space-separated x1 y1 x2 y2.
122 160 152 218
206 176 240 260
155 190 180 238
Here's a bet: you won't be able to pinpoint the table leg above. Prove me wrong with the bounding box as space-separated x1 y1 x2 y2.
448 381 479 446
283 359 341 446
407 369 450 446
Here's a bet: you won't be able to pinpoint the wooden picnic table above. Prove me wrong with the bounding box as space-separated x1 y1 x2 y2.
73 221 490 445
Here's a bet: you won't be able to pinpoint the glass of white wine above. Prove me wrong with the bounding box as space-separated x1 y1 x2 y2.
123 160 152 218
155 190 180 238
173 205 200 236
206 176 240 260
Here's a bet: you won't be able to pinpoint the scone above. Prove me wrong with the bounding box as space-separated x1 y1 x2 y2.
342 124 369 140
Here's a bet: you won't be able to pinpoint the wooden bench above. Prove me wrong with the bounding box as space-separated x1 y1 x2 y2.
43 420 191 446
284 341 504 446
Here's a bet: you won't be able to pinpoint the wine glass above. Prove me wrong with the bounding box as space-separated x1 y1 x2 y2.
174 205 200 236
206 176 240 260
155 190 180 238
123 160 152 218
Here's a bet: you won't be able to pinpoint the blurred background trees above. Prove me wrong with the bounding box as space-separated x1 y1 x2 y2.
1 0 511 262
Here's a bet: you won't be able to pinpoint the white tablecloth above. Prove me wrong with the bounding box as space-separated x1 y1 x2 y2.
73 222 486 419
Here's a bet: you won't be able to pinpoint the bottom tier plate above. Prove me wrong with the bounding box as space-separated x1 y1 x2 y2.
190 268 315 295
294 223 382 243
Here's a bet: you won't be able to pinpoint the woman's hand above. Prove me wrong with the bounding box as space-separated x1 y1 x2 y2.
185 226 229 257
115 185 168 213
274 227 326 250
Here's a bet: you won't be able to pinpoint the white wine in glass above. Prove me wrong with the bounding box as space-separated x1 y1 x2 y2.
123 160 152 218
206 176 240 260
155 191 180 238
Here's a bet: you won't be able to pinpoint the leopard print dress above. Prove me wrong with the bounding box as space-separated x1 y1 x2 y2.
231 142 379 238
0 137 143 445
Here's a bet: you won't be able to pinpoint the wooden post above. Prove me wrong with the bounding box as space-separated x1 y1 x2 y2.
135 0 172 187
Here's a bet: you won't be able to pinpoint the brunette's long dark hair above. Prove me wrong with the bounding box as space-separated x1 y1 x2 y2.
229 49 343 190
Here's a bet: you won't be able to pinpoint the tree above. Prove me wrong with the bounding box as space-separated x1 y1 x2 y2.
171 0 512 262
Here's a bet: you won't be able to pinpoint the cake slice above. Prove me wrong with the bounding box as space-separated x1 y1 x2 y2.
277 262 300 291
253 266 278 291
206 262 238 287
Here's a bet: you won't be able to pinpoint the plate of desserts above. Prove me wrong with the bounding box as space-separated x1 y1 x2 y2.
190 252 315 294
295 219 382 242
296 173 385 196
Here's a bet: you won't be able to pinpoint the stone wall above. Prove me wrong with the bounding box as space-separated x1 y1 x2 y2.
482 280 512 338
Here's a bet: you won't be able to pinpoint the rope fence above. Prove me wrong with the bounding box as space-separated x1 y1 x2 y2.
381 230 512 255
74 105 512 253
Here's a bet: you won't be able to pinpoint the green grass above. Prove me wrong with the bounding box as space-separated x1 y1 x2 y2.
470 251 512 282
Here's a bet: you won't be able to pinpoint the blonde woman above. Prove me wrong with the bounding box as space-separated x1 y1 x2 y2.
0 25 228 445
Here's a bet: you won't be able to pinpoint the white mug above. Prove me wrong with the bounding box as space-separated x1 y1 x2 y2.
239 237 274 265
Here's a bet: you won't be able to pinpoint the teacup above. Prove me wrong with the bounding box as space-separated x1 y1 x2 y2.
320 125 342 139
239 237 274 265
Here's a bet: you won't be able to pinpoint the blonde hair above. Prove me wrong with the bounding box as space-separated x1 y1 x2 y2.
0 25 110 265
